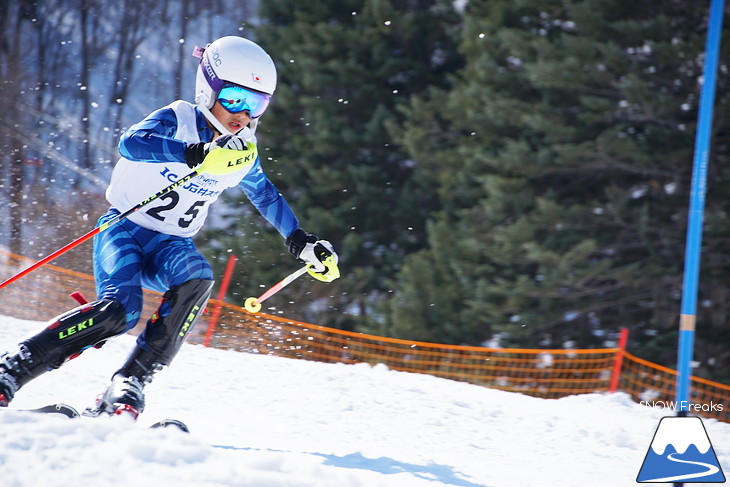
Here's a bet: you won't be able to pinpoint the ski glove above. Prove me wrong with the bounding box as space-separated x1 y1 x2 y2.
185 134 247 167
184 135 258 176
286 229 340 282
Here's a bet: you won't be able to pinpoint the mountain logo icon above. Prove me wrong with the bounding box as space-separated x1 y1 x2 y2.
637 416 725 483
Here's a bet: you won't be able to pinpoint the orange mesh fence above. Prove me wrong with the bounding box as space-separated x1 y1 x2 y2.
206 308 617 398
0 250 162 331
620 351 730 421
2 248 729 421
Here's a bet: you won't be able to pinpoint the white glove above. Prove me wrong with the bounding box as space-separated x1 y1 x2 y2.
299 239 338 272
185 134 248 169
208 134 247 152
286 229 340 282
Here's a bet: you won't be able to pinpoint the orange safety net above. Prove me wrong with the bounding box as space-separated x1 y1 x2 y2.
1 248 729 421
620 351 730 422
0 250 162 330
206 307 618 398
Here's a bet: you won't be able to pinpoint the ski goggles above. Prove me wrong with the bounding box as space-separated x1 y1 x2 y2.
216 84 271 119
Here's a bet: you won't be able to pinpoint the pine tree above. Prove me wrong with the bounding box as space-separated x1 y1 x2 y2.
386 0 730 373
205 0 464 328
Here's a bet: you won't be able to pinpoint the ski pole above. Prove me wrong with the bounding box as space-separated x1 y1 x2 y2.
0 170 201 290
244 265 309 313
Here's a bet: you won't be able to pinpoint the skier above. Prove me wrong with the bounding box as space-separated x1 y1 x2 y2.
0 36 339 418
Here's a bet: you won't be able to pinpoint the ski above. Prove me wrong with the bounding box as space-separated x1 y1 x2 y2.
23 403 80 418
149 418 190 433
5 403 189 432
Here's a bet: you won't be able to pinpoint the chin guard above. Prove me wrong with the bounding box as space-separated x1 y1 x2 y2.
197 101 257 139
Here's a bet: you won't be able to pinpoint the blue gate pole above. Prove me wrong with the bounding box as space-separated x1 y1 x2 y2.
675 0 725 414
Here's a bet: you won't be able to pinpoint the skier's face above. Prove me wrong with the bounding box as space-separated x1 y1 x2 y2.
211 101 251 135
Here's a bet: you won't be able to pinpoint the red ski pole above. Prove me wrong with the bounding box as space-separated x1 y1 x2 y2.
0 170 200 290
243 265 309 313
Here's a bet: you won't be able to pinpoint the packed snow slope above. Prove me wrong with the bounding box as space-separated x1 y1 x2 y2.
1 315 729 487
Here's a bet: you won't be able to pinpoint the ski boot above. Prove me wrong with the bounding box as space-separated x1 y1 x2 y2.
85 342 166 420
88 373 147 419
0 344 44 407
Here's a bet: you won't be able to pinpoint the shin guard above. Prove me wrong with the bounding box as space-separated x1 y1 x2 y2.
0 299 127 401
24 299 128 371
92 279 213 415
135 278 214 367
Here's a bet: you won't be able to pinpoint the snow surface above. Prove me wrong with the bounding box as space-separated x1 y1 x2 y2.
2 315 730 487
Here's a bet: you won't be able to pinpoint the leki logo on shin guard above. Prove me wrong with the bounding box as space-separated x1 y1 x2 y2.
178 305 200 338
58 319 94 339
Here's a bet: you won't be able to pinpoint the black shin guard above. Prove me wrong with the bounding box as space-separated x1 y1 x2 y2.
135 278 214 368
25 299 128 370
0 299 127 400
95 279 213 415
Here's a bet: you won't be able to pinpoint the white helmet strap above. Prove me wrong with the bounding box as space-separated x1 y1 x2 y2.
197 102 257 141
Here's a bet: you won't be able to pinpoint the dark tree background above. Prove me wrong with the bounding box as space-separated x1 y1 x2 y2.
2 0 729 381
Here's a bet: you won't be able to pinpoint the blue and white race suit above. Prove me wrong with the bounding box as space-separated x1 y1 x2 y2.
93 100 299 331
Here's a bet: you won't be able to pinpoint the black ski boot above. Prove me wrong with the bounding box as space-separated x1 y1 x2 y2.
91 373 147 419
86 345 163 420
0 345 46 407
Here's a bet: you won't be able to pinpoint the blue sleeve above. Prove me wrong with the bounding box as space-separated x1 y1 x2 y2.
118 107 187 163
239 158 300 238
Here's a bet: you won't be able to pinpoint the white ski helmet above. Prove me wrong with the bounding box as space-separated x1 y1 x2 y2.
194 36 277 137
